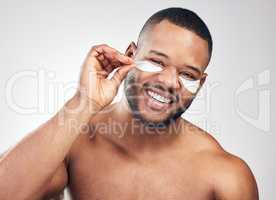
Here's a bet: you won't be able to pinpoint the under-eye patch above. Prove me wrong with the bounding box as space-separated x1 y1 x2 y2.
134 60 200 94
134 60 163 72
179 76 200 94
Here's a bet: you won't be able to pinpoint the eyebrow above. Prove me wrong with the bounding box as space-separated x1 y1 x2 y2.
149 49 201 75
186 65 202 75
149 50 169 59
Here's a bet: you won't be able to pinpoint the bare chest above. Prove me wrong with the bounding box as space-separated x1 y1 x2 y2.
67 142 213 200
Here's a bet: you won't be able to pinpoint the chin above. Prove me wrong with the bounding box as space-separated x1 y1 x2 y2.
132 102 185 128
140 112 170 123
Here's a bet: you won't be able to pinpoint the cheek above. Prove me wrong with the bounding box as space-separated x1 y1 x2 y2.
177 89 194 107
133 70 158 86
125 69 152 92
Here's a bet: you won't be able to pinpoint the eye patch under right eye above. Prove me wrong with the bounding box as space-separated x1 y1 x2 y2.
134 60 163 72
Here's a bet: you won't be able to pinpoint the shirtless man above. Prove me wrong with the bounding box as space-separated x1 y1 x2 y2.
0 8 258 200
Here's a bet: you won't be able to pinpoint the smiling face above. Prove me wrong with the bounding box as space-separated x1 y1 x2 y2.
124 20 210 127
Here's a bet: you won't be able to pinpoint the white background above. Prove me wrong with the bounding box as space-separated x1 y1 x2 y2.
0 1 275 199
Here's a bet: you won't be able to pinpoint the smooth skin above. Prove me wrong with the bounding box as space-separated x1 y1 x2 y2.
0 20 258 200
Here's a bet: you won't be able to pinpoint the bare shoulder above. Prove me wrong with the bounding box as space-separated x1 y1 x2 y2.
182 121 259 200
209 149 259 200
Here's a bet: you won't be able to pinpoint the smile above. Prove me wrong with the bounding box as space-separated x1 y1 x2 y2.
147 90 171 104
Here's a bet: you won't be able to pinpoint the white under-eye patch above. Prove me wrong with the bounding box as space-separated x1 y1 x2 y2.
179 76 200 93
135 60 200 93
135 60 163 72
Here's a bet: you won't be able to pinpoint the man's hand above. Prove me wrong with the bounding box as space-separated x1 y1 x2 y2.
78 44 134 111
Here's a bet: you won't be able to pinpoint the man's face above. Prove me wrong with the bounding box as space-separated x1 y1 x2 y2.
124 20 210 127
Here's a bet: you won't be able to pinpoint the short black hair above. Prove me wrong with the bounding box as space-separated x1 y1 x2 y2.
138 7 213 58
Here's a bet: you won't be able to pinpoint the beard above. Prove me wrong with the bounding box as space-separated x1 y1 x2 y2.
123 69 194 129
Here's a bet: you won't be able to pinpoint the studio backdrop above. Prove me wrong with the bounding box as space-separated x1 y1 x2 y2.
0 1 274 199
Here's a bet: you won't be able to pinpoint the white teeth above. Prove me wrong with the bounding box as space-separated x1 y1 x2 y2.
147 91 170 104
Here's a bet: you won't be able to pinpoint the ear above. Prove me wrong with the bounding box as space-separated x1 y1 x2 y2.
200 73 208 86
125 42 137 58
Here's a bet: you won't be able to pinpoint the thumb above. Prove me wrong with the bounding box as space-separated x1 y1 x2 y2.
110 64 135 88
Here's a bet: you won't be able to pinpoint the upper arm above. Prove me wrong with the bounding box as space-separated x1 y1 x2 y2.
1 150 68 200
41 161 69 200
214 156 259 200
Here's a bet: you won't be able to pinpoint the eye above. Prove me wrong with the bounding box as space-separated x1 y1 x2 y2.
149 58 164 66
180 72 196 81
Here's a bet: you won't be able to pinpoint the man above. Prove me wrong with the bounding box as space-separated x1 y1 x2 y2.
0 7 258 200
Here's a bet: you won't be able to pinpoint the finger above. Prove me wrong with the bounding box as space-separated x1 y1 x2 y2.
93 45 134 76
114 53 133 65
95 54 116 74
97 52 131 73
110 64 135 88
94 44 117 54
95 45 133 65
105 63 115 74
96 70 109 78
83 47 103 71
96 53 110 67
87 45 104 58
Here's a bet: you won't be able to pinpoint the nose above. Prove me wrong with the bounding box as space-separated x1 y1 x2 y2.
156 66 181 90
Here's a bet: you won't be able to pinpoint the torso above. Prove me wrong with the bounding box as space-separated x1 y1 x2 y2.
66 118 222 200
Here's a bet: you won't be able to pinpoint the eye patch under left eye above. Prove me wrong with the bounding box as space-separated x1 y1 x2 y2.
179 76 200 94
134 61 163 72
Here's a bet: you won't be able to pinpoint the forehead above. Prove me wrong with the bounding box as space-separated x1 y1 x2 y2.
138 20 210 71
